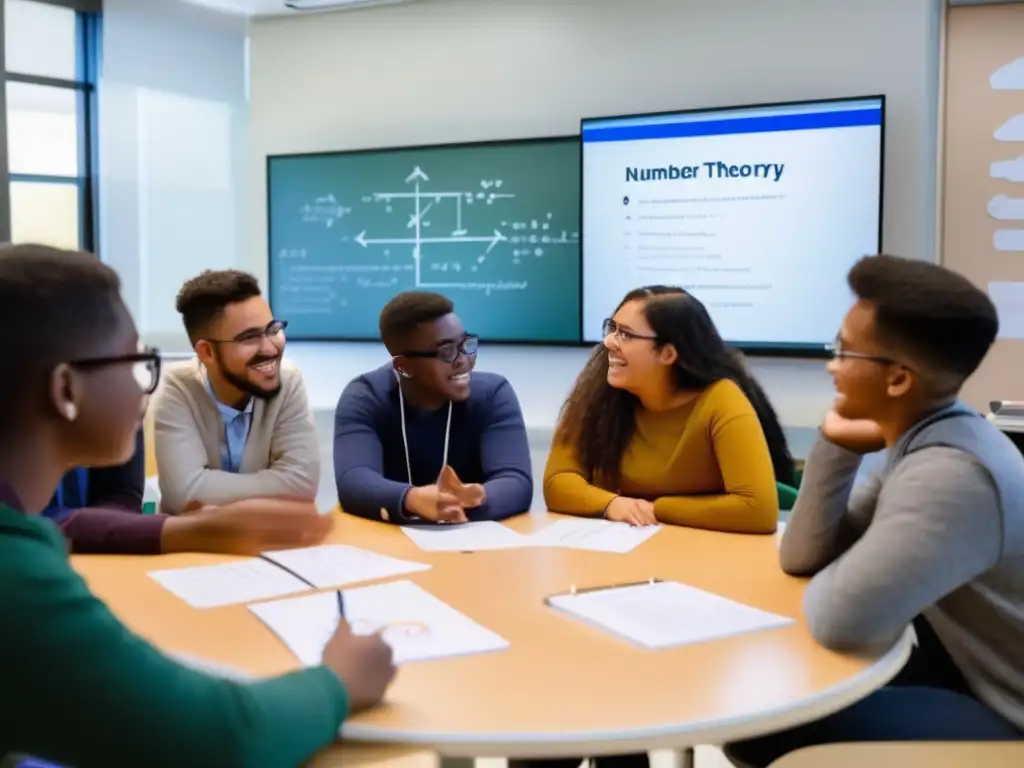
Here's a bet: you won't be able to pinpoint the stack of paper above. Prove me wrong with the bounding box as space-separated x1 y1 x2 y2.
149 559 311 609
249 579 510 665
401 520 528 552
261 544 430 589
547 580 793 649
527 518 661 553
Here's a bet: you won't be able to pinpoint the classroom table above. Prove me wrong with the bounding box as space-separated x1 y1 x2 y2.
309 743 438 768
73 512 913 760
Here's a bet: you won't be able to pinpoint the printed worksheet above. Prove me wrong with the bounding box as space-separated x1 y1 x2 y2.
149 559 310 609
261 544 430 589
547 580 794 649
526 518 661 553
401 520 528 551
249 579 510 665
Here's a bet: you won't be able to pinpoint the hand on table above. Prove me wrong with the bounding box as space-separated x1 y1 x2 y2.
821 409 886 455
161 499 333 555
321 620 396 712
438 464 486 509
404 485 467 524
605 496 658 526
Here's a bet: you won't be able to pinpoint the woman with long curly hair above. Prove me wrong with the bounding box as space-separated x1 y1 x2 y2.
544 285 794 535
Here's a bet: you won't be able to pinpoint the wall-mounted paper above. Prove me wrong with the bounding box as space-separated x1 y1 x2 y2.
989 195 1024 221
988 281 1024 340
991 58 1024 90
992 157 1024 183
995 114 1024 142
995 229 1024 252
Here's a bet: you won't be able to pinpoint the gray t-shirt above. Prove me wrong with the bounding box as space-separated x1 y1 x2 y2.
783 426 1024 731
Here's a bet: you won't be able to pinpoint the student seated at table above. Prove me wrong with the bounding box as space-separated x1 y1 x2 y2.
0 245 395 768
724 255 1024 768
544 285 792 533
152 269 319 514
334 291 532 524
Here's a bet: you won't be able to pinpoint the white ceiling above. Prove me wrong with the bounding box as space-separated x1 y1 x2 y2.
179 0 414 17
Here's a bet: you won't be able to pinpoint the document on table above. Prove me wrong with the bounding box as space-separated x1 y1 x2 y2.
148 559 310 609
401 520 528 551
260 544 430 589
527 518 661 553
547 580 794 649
249 579 510 665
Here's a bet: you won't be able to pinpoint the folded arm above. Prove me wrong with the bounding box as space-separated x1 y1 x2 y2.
155 375 319 514
543 440 618 516
334 378 413 524
800 447 1002 652
471 381 533 521
60 509 166 555
652 413 778 534
4 551 348 768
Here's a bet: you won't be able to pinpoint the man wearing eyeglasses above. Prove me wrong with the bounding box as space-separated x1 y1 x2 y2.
725 255 1024 767
152 270 319 514
334 291 533 524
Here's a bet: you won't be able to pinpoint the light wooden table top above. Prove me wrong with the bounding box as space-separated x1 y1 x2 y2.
73 512 911 758
309 743 437 768
769 741 1024 768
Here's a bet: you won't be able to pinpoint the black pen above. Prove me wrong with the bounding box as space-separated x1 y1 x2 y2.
336 591 346 620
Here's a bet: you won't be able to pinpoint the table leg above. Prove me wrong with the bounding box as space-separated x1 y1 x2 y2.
679 747 694 768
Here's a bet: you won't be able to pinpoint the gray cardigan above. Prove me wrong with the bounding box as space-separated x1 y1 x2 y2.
152 358 320 514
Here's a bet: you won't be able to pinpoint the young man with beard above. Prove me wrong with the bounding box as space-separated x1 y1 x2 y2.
152 270 319 514
334 291 532 524
724 255 1024 767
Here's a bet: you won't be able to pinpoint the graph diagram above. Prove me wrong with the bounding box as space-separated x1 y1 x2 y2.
331 165 579 294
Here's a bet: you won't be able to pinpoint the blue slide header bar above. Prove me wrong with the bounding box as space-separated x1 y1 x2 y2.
583 104 883 144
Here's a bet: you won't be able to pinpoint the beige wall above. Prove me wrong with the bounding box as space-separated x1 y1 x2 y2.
942 4 1024 409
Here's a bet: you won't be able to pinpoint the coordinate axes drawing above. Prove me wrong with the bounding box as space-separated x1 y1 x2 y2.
300 166 579 294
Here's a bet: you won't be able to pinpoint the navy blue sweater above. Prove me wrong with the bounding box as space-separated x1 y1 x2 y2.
334 364 533 523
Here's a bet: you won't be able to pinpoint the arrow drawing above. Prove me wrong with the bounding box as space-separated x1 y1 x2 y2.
355 229 507 253
405 166 429 183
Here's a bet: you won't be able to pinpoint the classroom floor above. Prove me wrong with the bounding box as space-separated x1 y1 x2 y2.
477 749 730 768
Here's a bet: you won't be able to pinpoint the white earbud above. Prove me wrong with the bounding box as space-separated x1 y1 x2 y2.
397 369 412 380
63 403 78 422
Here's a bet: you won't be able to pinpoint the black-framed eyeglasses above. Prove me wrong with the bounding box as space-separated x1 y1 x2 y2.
400 334 479 364
828 336 915 372
69 346 162 395
602 318 658 343
208 320 288 347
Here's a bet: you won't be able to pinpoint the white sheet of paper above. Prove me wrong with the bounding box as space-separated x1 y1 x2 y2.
547 580 794 649
149 559 310 609
401 520 528 551
527 518 661 553
989 281 1024 340
260 544 430 589
249 579 509 665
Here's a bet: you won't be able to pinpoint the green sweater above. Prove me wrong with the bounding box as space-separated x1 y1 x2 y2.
0 503 350 768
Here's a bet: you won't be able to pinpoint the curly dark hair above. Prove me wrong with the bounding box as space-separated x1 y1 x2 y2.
175 269 262 344
379 291 454 353
556 286 795 488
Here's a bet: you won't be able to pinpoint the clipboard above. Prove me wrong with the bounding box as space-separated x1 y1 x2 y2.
543 578 665 605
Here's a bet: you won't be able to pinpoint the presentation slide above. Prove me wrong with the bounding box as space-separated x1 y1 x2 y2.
581 97 884 350
268 138 580 343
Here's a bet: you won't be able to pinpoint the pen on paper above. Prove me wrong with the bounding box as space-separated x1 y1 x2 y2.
336 591 345 622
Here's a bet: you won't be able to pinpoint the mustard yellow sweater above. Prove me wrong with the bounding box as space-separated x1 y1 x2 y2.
543 379 778 533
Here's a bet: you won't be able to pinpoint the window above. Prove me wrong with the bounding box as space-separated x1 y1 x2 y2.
1 0 101 252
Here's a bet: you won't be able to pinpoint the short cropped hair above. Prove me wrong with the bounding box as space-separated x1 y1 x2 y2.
0 244 122 428
848 254 998 380
379 291 454 352
175 270 261 344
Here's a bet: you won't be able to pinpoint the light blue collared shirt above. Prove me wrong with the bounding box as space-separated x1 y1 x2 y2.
203 369 254 473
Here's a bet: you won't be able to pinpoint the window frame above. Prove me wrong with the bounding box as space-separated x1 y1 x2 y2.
0 0 102 252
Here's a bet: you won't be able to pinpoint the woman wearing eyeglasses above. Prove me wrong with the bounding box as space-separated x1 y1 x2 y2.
543 285 793 535
0 245 395 768
334 291 533 524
